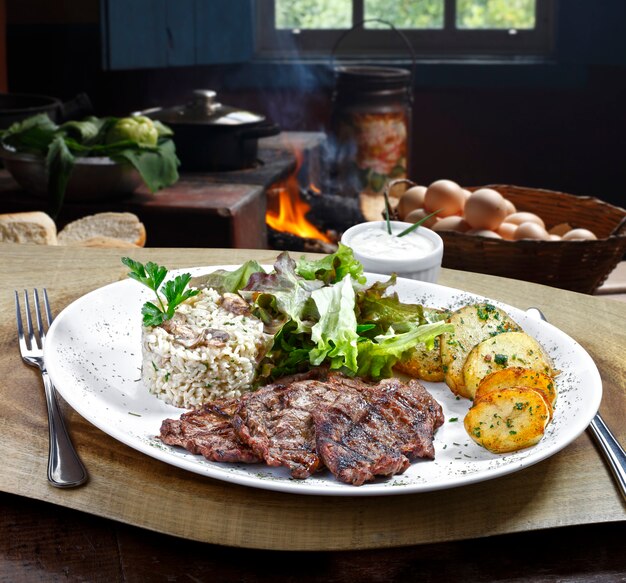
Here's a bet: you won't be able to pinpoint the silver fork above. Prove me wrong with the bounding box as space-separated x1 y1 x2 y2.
527 307 626 501
15 289 88 488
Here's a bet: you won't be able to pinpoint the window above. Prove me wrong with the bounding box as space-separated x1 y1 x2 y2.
256 0 555 58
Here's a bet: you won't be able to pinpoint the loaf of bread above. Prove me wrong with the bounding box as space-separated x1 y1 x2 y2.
0 210 147 248
0 211 58 245
58 212 146 247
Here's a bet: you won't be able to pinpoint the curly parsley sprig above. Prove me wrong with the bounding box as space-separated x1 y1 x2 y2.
122 257 199 326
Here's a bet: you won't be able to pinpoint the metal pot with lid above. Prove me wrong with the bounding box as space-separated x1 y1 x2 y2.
140 90 280 171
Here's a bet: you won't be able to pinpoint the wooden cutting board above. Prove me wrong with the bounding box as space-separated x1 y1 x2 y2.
0 244 624 551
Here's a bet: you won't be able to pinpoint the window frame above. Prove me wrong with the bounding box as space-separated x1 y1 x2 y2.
255 0 555 59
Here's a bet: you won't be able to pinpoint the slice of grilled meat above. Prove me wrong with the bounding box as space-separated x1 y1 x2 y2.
367 377 445 459
232 377 348 479
311 390 410 486
159 398 261 464
313 377 444 486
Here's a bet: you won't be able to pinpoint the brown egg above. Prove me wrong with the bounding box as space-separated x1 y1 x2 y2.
432 216 471 233
396 185 427 220
423 179 465 217
549 222 572 236
513 222 550 241
467 229 502 239
506 212 545 229
503 198 517 216
404 208 439 229
562 228 598 241
463 188 508 230
497 222 518 240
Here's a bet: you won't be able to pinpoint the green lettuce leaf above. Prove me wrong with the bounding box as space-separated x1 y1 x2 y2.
255 319 316 381
45 135 76 217
112 138 179 193
0 113 57 155
189 260 265 294
309 276 360 372
356 320 454 379
296 243 366 285
356 274 428 331
242 252 324 334
59 116 112 145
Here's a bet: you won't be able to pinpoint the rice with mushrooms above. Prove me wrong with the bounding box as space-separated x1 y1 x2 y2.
141 288 270 408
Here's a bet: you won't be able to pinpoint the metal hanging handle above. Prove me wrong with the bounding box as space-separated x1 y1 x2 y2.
330 18 417 102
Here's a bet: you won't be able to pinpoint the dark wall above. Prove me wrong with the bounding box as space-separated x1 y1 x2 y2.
5 2 626 210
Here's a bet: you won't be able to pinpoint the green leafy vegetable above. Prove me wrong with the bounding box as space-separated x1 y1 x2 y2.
254 251 451 380
60 116 111 144
309 276 360 371
257 320 316 379
121 257 199 326
189 260 266 294
0 113 57 154
45 136 75 217
113 138 179 193
0 113 180 217
356 275 427 330
296 243 366 285
241 252 324 334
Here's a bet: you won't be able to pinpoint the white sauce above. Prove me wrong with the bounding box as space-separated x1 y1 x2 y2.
349 225 434 259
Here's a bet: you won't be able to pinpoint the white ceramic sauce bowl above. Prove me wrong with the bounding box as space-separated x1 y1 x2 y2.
341 220 444 282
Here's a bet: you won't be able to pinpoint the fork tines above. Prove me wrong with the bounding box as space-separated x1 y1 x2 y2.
15 289 53 352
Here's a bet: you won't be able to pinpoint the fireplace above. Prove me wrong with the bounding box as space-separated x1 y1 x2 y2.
264 133 366 253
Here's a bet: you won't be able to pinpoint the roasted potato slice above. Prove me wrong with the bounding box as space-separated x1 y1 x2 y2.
464 387 552 453
394 307 450 381
440 303 521 398
462 332 555 399
474 367 557 408
395 336 444 381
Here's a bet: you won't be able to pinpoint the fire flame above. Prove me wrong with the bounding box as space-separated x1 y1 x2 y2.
265 146 330 243
266 186 331 242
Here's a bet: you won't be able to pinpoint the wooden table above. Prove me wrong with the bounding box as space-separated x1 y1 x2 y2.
1 245 625 581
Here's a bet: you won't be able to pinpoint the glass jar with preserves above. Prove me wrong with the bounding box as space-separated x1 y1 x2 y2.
330 64 413 197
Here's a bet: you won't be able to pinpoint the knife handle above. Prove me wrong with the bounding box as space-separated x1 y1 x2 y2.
588 413 626 502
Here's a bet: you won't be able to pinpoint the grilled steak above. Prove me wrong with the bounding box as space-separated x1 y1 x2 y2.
160 372 443 486
159 398 261 464
367 377 445 459
232 377 347 478
313 377 444 485
311 389 410 486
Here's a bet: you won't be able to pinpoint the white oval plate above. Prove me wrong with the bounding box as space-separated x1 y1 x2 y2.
45 266 602 496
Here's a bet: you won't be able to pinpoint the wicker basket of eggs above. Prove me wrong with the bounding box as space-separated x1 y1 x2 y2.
388 179 626 294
